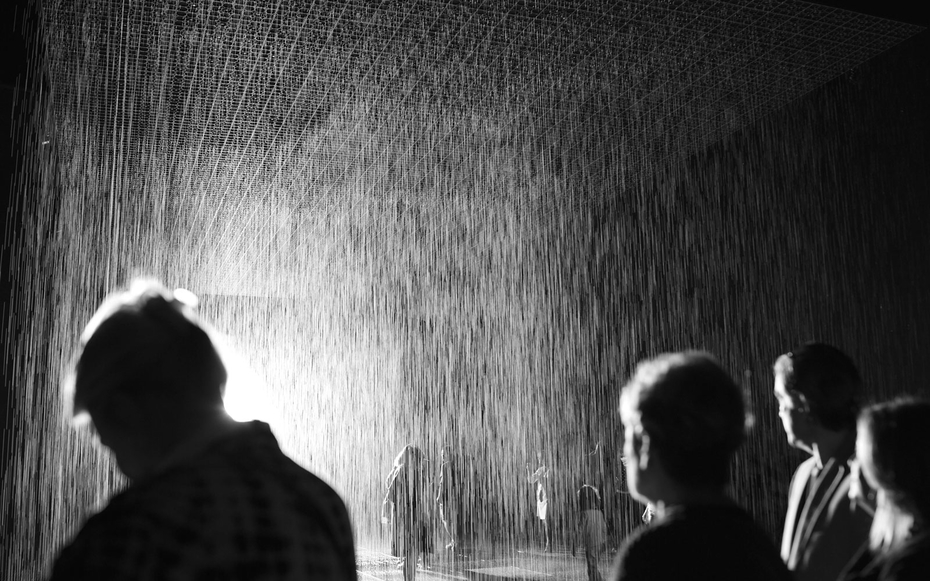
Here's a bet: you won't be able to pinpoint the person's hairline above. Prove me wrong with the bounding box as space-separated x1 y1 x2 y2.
619 350 746 438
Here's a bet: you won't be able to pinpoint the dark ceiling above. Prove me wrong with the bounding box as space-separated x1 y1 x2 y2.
35 0 924 177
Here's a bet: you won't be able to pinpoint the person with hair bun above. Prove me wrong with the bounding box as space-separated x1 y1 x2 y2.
843 398 930 581
51 279 357 580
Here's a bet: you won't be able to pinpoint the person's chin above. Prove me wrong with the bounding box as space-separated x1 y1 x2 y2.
787 436 813 454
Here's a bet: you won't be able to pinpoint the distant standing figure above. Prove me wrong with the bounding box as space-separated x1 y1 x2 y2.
574 484 608 581
773 343 872 581
50 280 357 580
526 453 551 552
383 445 432 581
608 351 791 581
436 445 460 551
586 441 619 536
843 398 930 581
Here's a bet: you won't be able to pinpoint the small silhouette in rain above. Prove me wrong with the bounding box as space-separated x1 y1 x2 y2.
382 444 433 581
526 451 552 552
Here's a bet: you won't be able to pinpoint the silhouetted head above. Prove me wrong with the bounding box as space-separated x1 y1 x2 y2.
577 484 601 511
393 444 424 471
773 343 861 450
619 351 747 503
440 445 453 463
69 279 228 478
856 398 930 553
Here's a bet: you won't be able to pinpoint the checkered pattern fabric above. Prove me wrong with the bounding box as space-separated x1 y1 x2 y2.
51 421 357 580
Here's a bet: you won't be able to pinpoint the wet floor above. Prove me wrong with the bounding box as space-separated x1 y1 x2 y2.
356 543 617 581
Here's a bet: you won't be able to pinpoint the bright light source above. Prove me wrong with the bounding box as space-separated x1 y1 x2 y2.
216 336 275 424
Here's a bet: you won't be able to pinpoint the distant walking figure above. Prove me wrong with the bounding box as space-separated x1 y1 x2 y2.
526 453 551 552
574 484 608 581
436 445 461 551
383 445 432 581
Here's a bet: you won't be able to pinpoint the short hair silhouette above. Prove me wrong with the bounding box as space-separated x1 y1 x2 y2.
70 280 227 420
620 351 747 489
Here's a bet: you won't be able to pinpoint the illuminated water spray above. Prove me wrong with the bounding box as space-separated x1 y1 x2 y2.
2 1 924 580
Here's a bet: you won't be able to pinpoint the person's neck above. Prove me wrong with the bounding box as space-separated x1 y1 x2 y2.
810 428 855 469
148 409 243 477
653 485 733 517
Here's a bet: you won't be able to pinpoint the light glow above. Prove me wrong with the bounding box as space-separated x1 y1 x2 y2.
218 337 276 425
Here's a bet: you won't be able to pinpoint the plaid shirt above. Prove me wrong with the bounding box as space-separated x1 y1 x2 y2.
51 421 357 580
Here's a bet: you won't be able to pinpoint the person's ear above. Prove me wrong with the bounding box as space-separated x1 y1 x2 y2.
636 430 651 470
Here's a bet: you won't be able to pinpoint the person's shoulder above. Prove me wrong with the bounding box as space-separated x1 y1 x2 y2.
50 495 159 581
610 522 688 581
610 505 791 581
157 422 351 525
220 422 341 493
80 479 173 530
712 506 793 581
698 504 777 543
619 516 699 556
264 447 353 520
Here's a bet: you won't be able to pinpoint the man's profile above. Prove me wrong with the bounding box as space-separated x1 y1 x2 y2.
774 343 871 581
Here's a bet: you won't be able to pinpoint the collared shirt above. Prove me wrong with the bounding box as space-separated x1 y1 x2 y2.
781 435 872 581
51 421 357 580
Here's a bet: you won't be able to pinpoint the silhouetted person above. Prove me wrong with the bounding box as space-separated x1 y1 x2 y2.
382 445 432 581
585 441 620 538
573 483 608 581
526 452 551 552
436 445 460 551
774 343 872 581
50 280 357 580
608 351 791 581
843 398 930 581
